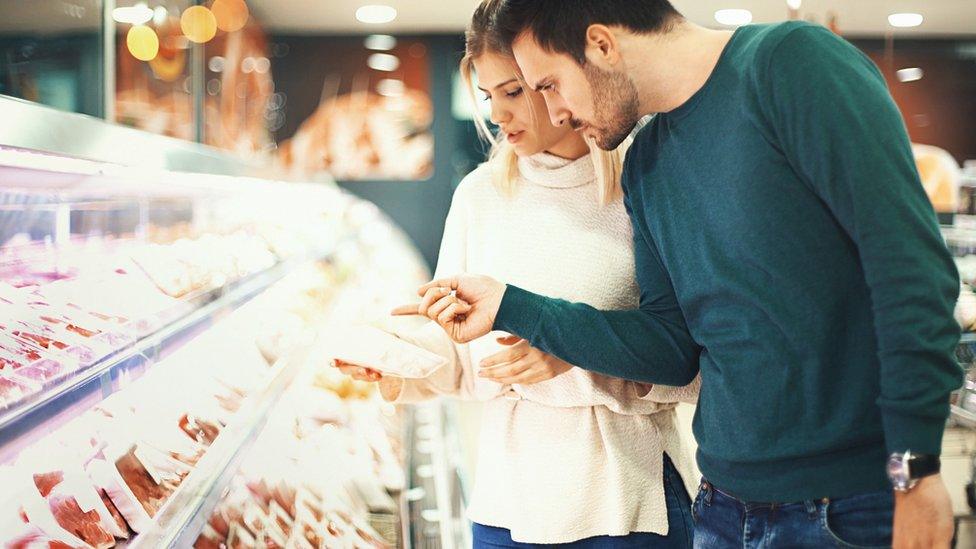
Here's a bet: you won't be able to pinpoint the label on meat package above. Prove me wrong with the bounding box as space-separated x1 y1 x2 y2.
133 446 166 486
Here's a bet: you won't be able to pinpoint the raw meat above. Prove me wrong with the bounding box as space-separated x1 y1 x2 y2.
0 377 37 409
43 492 115 549
114 450 172 517
32 472 64 498
96 490 128 537
178 414 221 446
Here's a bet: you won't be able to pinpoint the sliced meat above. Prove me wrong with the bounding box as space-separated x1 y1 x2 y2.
45 492 115 549
97 489 129 536
115 450 172 517
33 472 65 498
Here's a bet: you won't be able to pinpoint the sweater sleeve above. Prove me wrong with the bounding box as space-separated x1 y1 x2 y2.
493 148 702 386
761 26 962 454
639 375 701 405
388 173 481 403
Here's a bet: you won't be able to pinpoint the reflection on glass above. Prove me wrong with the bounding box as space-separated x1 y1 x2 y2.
274 37 434 181
202 16 274 156
115 1 194 140
0 0 103 117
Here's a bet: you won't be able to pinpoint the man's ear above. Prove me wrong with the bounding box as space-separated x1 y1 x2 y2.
584 24 622 66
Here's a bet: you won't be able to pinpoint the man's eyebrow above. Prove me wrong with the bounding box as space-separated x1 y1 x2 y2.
532 76 554 92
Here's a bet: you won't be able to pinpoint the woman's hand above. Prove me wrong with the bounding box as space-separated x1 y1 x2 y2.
478 336 573 385
331 359 403 400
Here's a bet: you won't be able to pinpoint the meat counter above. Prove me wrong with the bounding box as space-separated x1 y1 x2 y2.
0 145 464 548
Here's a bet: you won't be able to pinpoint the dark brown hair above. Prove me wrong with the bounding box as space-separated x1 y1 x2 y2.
494 0 682 64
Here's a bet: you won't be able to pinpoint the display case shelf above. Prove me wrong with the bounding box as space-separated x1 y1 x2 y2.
0 252 332 463
125 347 308 548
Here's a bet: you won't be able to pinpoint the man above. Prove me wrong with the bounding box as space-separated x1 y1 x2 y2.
405 1 962 547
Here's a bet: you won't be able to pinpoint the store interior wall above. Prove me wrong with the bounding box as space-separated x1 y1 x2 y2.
850 37 976 163
269 33 483 271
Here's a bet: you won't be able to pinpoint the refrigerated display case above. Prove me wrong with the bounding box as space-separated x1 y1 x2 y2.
0 140 471 548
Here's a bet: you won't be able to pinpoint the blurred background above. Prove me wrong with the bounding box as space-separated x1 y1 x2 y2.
0 0 974 268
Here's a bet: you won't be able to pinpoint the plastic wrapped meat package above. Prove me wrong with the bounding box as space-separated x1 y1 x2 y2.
0 332 77 386
0 305 105 367
1 300 128 363
88 443 190 534
29 464 127 548
0 375 39 411
0 466 101 549
128 244 195 298
93 387 209 467
36 263 184 337
128 233 276 298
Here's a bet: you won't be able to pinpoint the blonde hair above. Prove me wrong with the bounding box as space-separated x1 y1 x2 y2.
460 1 625 206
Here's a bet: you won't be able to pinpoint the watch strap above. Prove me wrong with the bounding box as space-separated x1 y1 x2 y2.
908 453 941 479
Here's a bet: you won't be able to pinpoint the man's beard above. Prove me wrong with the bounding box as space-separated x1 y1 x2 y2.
580 63 641 151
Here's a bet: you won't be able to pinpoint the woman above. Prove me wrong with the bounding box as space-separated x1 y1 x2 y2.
333 2 699 546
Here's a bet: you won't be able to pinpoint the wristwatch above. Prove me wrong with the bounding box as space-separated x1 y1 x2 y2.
887 450 941 492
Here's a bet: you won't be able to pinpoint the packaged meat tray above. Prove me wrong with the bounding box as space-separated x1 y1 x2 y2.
36 264 185 337
0 375 39 410
88 443 189 534
0 333 77 385
320 325 448 380
1 467 91 549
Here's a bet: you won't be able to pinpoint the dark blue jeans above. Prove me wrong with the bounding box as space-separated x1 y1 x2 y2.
472 453 694 548
692 479 894 548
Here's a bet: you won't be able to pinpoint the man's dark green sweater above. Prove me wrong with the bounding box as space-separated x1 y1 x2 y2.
494 22 963 502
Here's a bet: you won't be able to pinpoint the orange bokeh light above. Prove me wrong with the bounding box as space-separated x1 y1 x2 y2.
181 5 217 43
211 0 249 33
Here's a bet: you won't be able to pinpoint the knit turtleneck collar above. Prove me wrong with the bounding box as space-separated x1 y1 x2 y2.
517 152 595 189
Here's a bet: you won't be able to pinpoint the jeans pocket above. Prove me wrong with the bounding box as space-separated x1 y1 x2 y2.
820 491 894 548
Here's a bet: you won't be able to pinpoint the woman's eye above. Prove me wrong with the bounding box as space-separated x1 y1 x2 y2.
482 94 491 101
505 88 523 98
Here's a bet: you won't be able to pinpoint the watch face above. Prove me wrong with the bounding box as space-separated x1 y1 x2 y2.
887 454 908 484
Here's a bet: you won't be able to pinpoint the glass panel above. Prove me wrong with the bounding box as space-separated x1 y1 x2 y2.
0 0 103 117
202 15 275 156
113 0 195 140
268 35 435 180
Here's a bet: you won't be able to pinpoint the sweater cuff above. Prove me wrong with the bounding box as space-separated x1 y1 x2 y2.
881 409 948 456
493 284 544 337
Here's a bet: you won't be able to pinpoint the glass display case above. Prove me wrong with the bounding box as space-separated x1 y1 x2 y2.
0 143 454 548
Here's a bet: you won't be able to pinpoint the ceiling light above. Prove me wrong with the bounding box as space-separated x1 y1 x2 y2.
113 2 153 25
153 6 169 26
356 5 397 24
888 13 923 28
786 0 801 9
367 53 400 72
365 34 397 51
715 9 753 27
896 67 924 82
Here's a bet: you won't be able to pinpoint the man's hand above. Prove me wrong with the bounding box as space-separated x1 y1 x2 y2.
478 336 573 385
392 274 506 343
893 475 954 549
